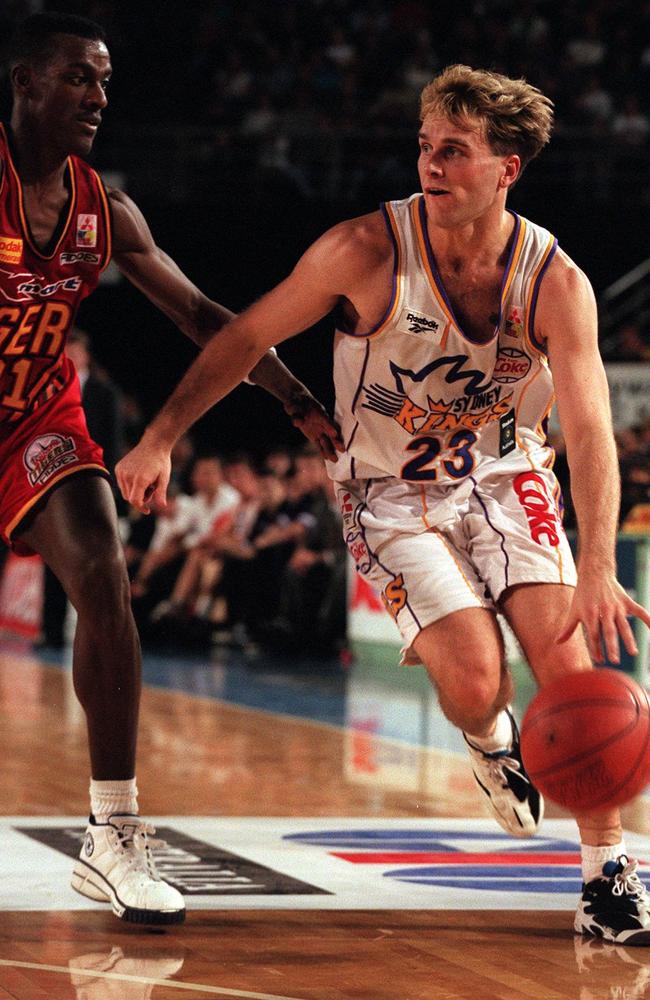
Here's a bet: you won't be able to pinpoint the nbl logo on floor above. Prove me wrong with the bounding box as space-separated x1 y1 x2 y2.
284 827 650 895
3 818 650 911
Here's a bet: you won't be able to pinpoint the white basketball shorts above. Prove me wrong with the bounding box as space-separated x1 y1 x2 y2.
336 461 577 664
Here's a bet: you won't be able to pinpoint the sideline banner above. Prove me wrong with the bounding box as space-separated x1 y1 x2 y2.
548 363 650 432
0 552 43 638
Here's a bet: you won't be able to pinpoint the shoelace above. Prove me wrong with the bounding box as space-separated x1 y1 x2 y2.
115 821 166 878
473 749 521 789
612 858 649 901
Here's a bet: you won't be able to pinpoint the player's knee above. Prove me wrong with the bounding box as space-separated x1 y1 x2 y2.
429 659 505 726
67 538 130 617
528 644 591 687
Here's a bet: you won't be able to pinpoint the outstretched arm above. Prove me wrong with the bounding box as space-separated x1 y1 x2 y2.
539 251 650 661
109 187 342 456
116 219 369 512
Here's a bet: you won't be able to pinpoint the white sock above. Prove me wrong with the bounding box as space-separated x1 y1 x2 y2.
466 710 513 753
581 841 626 883
90 778 138 824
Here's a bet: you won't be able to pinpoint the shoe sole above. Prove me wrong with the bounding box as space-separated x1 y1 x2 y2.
71 862 186 925
574 914 650 946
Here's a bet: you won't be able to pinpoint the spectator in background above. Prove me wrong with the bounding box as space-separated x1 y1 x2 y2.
611 320 650 361
612 94 650 147
66 328 123 474
275 452 347 656
130 455 239 636
162 454 262 629
37 328 124 649
210 466 289 650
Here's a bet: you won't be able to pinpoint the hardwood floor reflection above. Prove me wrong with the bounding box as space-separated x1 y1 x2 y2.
1 648 650 999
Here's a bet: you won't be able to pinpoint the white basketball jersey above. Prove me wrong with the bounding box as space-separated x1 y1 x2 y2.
329 194 558 484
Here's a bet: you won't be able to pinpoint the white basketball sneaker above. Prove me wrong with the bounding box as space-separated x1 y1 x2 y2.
464 708 544 838
71 814 185 925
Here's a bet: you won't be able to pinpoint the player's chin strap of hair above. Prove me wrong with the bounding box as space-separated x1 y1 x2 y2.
243 346 278 386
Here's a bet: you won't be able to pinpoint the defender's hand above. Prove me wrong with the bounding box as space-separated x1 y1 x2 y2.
557 572 650 664
284 393 344 462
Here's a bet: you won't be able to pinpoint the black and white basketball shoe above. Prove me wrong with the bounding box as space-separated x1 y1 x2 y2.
464 708 544 838
575 855 650 945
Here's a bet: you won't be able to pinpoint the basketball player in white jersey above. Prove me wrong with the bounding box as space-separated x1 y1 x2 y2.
118 65 650 944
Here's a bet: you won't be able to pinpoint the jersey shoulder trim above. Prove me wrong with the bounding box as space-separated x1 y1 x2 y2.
336 201 402 339
93 171 113 272
524 233 558 356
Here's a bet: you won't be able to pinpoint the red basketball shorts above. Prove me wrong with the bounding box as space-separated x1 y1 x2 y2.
0 374 108 555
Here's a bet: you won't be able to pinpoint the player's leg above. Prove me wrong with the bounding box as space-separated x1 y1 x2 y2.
502 581 650 944
413 608 542 837
19 474 140 779
17 473 185 924
337 476 542 838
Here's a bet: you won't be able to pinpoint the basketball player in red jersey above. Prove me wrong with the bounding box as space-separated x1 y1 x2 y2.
2 12 342 925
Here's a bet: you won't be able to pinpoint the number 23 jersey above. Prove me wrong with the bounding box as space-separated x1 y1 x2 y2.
0 123 111 427
328 193 558 485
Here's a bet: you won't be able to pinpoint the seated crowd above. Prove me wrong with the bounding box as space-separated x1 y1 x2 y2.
123 440 347 658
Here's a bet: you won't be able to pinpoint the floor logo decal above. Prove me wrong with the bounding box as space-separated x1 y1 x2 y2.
2 818 649 911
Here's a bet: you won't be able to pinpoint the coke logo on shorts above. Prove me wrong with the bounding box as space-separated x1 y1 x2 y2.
346 529 372 574
513 471 560 547
493 347 531 384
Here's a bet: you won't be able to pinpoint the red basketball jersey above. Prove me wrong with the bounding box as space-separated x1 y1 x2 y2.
0 124 112 428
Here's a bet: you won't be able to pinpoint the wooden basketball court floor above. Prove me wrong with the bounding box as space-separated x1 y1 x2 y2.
1 639 650 1000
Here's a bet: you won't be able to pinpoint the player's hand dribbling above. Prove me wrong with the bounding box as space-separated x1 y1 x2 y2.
283 391 344 462
116 438 172 514
557 570 650 664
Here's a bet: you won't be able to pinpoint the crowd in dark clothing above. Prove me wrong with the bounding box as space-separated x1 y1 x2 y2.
1 1 648 205
124 444 347 658
550 415 650 534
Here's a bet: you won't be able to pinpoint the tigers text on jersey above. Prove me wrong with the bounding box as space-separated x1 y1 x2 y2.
329 194 558 484
0 124 111 426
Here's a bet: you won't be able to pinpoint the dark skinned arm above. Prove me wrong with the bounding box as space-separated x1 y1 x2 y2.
108 187 343 458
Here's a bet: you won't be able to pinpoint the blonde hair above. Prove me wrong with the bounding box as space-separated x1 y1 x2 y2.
420 65 554 170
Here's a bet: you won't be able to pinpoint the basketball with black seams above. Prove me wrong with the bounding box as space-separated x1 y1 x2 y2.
520 669 650 811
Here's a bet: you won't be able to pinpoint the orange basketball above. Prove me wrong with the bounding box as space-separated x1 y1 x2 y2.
520 669 650 812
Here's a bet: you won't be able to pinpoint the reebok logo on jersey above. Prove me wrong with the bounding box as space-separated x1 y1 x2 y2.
76 214 97 248
405 311 439 335
60 250 101 265
397 306 440 336
0 236 22 264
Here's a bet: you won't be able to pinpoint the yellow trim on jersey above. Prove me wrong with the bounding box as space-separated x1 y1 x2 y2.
412 198 529 341
534 392 556 444
411 197 456 328
524 234 556 357
514 365 546 467
95 171 113 273
11 154 77 260
502 217 527 301
366 201 403 339
0 125 6 199
419 486 432 529
6 463 108 540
